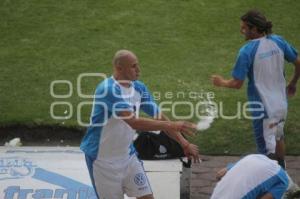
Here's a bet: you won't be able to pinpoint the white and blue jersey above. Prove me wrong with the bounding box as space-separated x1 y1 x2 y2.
80 76 159 161
232 34 297 119
211 154 289 199
231 35 298 154
80 77 159 198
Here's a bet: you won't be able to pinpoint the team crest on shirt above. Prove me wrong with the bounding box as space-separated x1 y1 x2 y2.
134 173 146 186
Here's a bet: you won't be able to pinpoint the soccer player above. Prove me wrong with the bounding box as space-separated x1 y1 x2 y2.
211 154 291 199
211 9 300 168
80 49 200 199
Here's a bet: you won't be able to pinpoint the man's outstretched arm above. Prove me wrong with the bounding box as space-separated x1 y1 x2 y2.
119 111 200 162
211 75 244 89
157 113 200 162
118 111 197 137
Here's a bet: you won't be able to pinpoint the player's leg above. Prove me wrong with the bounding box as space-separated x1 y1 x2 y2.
275 121 286 169
253 118 268 154
262 118 288 168
263 118 277 156
123 155 153 199
275 139 285 168
264 118 286 168
137 194 154 199
253 118 286 168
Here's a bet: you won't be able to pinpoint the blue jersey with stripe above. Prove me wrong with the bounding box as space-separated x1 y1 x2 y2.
211 154 289 199
231 34 298 119
80 77 159 160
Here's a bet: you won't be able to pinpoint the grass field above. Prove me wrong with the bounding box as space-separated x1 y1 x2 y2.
1 0 300 154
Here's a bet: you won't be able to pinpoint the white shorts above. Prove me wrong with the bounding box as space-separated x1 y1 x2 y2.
92 155 152 199
263 118 285 154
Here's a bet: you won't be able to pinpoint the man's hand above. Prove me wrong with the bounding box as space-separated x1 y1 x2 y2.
216 167 228 181
211 75 225 87
183 143 200 163
287 83 297 97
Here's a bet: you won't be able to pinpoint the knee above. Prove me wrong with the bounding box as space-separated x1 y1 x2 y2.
137 194 154 199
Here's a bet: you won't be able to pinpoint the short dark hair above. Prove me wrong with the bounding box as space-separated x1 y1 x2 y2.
241 9 272 34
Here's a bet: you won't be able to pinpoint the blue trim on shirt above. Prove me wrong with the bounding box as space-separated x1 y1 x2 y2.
133 80 160 117
231 40 260 81
267 34 298 63
252 118 267 154
226 163 236 171
232 40 267 119
243 168 288 199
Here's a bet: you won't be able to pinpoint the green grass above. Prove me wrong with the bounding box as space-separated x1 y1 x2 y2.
1 0 300 154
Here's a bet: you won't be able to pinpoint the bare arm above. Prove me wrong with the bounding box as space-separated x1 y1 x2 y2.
118 111 196 137
216 167 228 181
211 75 244 89
158 113 189 147
119 110 199 162
260 193 274 199
287 56 300 97
158 113 200 162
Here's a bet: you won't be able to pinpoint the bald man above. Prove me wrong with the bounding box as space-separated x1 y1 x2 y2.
80 50 200 199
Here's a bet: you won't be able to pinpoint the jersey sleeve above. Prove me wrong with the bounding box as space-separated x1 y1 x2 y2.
226 163 236 170
269 35 298 63
268 180 288 199
283 40 298 63
231 47 252 81
136 82 160 117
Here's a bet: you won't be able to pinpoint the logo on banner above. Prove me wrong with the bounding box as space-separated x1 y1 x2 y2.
0 157 36 180
1 156 97 199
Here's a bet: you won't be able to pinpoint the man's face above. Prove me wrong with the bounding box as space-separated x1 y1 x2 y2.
120 54 140 81
240 21 255 40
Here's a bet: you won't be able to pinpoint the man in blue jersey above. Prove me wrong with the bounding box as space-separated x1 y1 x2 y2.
80 49 200 199
211 154 291 199
211 10 300 169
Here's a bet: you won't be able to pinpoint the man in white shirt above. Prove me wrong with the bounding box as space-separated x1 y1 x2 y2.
211 154 290 199
80 49 200 199
211 10 300 169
